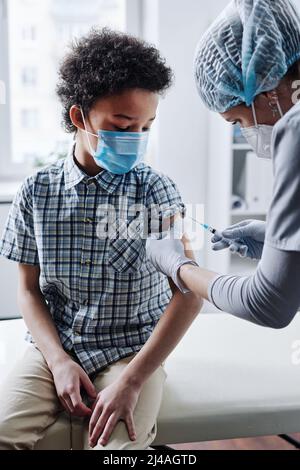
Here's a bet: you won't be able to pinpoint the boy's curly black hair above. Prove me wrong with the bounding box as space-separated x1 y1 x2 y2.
56 28 174 133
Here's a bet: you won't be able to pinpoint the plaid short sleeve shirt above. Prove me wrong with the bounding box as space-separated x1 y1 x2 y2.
0 145 185 376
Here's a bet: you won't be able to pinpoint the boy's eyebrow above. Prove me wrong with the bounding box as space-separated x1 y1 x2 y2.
113 114 156 121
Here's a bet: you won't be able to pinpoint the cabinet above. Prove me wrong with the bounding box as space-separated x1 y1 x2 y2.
204 113 273 277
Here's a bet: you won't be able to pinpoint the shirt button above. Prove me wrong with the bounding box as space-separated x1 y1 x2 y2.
87 178 96 186
74 331 80 337
83 218 93 224
83 299 89 306
82 259 92 266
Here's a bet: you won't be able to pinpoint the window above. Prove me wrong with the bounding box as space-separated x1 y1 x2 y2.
21 24 37 43
21 66 37 87
0 0 141 177
20 109 39 129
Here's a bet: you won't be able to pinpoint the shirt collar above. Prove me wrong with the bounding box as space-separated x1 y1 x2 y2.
64 143 124 194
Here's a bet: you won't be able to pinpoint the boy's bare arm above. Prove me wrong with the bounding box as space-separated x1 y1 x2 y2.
17 264 68 368
88 231 203 447
17 264 96 415
120 215 202 386
119 229 203 388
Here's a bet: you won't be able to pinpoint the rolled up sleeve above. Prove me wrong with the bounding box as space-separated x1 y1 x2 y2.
0 176 39 265
146 172 186 238
146 173 186 217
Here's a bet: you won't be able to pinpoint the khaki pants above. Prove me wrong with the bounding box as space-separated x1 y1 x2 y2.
0 345 167 450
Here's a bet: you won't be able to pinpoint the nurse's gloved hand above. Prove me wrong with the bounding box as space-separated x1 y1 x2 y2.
146 233 198 293
211 220 266 260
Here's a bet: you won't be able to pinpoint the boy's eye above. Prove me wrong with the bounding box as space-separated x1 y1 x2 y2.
115 126 130 132
114 126 150 132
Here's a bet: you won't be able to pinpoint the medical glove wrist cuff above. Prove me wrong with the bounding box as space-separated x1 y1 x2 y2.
173 259 199 294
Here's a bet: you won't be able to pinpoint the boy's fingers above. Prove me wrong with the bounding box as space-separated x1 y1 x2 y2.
69 391 92 416
97 414 119 447
90 410 111 446
60 397 74 414
89 401 103 437
125 413 137 441
80 372 97 399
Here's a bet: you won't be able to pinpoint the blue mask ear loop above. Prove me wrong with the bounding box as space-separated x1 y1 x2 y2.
79 106 98 157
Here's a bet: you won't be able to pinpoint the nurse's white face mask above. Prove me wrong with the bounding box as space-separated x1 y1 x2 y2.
241 100 284 160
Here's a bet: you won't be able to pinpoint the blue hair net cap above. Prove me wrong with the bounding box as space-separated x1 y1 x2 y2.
194 0 300 113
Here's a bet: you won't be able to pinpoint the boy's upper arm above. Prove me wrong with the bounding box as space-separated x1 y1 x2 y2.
18 263 41 293
0 176 39 266
146 172 198 293
146 172 186 236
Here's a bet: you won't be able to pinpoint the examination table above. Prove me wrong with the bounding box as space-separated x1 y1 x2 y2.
1 314 300 449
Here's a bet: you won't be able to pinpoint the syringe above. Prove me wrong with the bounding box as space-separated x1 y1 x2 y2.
188 217 221 236
188 217 244 250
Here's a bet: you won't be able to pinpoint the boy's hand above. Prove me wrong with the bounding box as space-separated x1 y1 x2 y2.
88 378 141 448
51 357 97 417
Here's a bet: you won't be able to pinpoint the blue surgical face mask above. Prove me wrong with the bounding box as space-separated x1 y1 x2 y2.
80 108 149 175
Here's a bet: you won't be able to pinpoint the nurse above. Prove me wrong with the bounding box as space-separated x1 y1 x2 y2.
146 0 300 329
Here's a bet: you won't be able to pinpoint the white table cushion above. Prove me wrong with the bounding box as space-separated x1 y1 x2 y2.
1 313 300 448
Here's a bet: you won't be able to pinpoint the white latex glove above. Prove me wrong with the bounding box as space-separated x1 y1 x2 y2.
212 220 266 260
146 235 198 293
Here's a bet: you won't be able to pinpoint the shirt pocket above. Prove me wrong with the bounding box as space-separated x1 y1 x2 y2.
107 237 146 274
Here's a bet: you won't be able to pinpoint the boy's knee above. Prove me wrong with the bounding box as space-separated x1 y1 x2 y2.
0 419 23 450
86 420 157 451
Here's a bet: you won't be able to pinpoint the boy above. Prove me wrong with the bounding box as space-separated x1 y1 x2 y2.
0 29 202 450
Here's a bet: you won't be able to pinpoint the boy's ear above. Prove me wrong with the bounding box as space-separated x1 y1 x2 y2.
69 105 84 131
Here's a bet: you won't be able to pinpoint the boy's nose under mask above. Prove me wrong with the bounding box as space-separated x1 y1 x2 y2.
80 109 150 175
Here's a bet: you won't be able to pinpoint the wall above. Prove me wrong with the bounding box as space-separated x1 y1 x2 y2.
143 0 209 208
0 1 231 318
142 0 229 262
0 204 19 319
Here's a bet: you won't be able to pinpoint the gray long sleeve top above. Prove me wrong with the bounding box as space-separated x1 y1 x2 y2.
208 102 300 329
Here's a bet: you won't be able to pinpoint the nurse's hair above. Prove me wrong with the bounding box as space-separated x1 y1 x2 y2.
285 59 300 80
56 28 173 133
